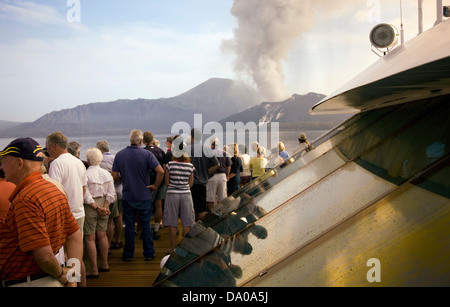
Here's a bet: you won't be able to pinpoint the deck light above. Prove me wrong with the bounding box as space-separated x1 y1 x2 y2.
370 24 399 49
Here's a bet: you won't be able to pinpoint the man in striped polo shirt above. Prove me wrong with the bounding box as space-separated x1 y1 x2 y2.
0 138 83 287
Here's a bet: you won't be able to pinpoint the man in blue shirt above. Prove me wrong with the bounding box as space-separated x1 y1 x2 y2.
112 130 164 261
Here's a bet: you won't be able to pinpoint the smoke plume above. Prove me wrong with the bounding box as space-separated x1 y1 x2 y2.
223 0 315 102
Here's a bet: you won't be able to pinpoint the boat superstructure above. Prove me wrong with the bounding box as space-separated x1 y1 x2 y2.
153 3 450 287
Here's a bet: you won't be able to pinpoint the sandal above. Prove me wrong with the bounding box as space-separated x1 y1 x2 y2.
86 272 99 278
110 241 123 250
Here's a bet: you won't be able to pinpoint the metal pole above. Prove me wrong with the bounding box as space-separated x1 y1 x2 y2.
418 0 424 34
435 0 443 25
400 0 405 44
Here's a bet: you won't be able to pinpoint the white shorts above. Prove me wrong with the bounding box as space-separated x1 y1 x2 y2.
206 173 227 203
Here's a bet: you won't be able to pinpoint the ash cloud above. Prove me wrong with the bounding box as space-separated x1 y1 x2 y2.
223 0 316 102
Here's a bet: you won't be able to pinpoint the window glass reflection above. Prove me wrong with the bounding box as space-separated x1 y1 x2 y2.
341 96 450 191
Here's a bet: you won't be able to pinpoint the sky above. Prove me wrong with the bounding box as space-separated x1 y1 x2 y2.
0 0 445 122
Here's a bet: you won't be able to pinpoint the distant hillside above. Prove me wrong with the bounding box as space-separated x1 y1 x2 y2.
0 78 262 137
220 93 350 130
0 120 22 131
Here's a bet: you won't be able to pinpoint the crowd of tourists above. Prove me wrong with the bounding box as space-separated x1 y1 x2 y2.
0 127 313 287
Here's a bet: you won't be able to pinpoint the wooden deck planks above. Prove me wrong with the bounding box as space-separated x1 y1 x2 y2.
84 223 182 287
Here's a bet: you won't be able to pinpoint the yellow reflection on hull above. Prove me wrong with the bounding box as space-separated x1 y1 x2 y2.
245 184 450 287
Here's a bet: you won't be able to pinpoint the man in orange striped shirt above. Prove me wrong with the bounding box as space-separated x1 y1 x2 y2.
0 138 83 287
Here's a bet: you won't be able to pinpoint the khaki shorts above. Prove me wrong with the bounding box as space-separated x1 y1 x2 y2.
108 198 120 220
7 276 64 287
84 197 108 235
76 216 85 238
152 183 167 202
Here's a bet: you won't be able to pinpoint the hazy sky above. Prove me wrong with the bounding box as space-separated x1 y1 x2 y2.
0 0 444 122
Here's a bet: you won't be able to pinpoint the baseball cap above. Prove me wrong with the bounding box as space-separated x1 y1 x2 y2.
0 137 44 162
172 141 189 159
298 133 307 141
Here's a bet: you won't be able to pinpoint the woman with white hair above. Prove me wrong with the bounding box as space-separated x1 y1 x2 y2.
84 147 116 278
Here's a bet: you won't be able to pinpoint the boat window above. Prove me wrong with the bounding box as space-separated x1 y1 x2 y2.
337 95 450 198
331 106 398 156
412 149 450 199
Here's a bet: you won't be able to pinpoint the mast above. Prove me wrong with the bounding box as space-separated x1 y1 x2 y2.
418 0 424 34
435 0 443 25
400 0 405 44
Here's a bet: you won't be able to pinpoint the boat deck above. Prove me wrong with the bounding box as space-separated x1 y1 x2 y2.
85 223 180 287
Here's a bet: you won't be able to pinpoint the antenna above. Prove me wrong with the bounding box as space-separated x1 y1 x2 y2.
435 0 443 25
400 0 405 44
418 0 424 34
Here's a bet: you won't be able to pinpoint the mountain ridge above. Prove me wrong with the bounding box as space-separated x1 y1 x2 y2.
0 78 262 137
219 92 350 130
0 78 348 138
